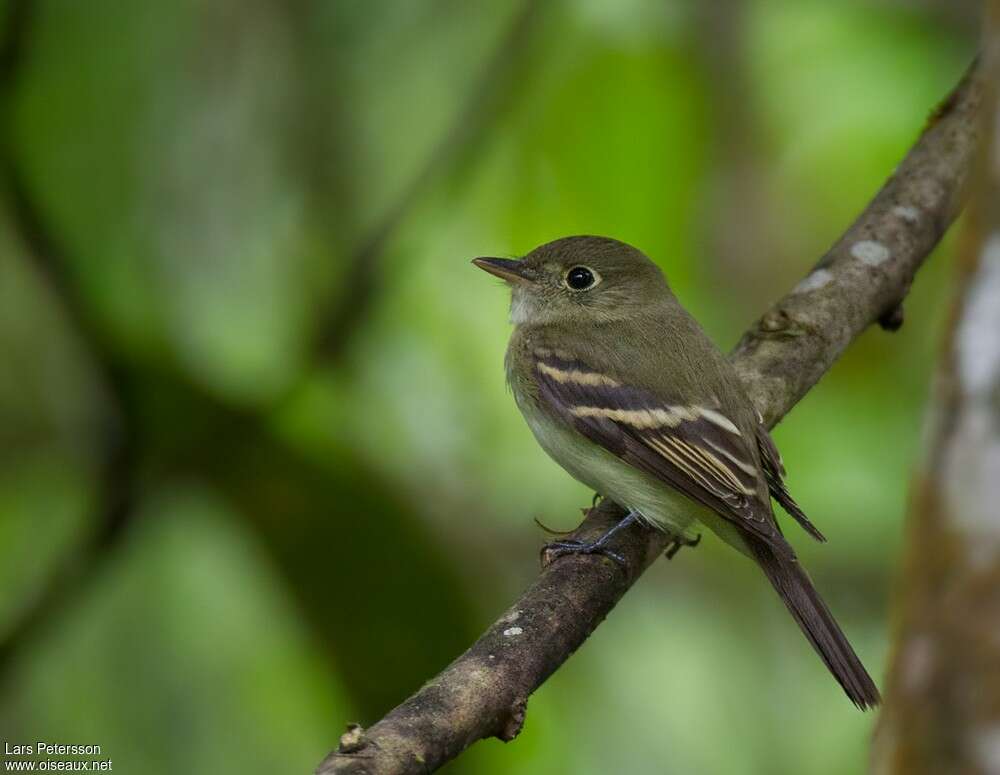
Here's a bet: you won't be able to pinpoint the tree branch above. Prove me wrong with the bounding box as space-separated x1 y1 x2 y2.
731 61 980 426
315 59 983 775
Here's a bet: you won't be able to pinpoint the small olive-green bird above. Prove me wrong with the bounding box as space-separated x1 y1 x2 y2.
474 235 879 709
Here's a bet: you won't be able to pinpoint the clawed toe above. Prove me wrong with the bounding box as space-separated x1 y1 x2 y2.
665 532 701 560
540 511 640 571
542 539 627 569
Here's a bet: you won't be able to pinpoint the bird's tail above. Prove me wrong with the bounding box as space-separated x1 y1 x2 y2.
748 539 881 709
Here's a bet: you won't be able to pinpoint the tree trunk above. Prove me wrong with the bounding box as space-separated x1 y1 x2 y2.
872 7 1000 773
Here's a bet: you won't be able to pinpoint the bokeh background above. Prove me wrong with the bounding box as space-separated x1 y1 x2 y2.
0 1 978 773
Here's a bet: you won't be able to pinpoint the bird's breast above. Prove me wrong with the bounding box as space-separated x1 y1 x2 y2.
512 383 702 537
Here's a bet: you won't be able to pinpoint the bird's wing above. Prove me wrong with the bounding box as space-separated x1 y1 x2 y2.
532 348 786 550
755 424 826 542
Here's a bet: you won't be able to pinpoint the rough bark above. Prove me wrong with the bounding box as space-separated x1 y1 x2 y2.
316 62 983 775
872 10 1000 774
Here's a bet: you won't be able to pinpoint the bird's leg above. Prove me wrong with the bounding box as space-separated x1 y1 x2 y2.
665 532 701 560
542 510 640 568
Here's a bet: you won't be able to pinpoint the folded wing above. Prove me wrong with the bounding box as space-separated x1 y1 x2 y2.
532 347 786 551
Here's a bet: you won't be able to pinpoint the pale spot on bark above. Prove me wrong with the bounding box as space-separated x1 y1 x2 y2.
943 406 1000 544
972 725 1000 773
967 536 1000 571
503 626 523 637
794 269 833 293
901 634 936 693
892 205 920 223
851 240 891 266
944 236 1000 543
956 235 1000 395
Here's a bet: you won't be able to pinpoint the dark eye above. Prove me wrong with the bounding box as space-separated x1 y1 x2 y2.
565 266 596 290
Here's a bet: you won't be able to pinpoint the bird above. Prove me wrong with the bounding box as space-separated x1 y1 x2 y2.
473 235 880 709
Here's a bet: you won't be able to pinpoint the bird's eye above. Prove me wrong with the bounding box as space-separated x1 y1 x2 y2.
565 266 598 291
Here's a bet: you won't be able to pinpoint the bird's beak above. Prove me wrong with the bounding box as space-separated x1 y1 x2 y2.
472 257 535 286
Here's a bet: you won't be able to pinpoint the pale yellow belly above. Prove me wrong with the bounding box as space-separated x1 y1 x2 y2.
520 400 705 538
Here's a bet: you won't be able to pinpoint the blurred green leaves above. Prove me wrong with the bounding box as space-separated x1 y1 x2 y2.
1 486 347 774
0 453 90 642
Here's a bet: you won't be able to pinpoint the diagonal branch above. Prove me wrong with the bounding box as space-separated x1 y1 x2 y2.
315 59 983 775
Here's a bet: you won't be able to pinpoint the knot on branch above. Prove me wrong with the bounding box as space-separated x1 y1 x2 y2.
499 697 528 742
878 303 905 331
756 307 809 338
338 723 373 755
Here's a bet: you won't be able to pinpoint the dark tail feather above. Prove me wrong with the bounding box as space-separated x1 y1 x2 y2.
772 488 827 543
748 539 881 710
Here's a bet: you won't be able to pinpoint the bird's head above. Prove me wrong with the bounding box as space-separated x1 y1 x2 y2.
473 235 670 326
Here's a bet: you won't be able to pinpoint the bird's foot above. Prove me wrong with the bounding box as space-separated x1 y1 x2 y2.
542 538 627 569
665 532 701 560
541 510 639 570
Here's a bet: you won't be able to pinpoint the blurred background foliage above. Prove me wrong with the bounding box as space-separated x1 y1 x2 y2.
0 1 976 773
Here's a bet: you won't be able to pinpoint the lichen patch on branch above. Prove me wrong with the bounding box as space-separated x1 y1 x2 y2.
794 268 834 293
851 240 892 266
893 205 921 224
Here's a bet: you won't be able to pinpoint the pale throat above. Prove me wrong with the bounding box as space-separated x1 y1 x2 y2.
509 287 541 325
